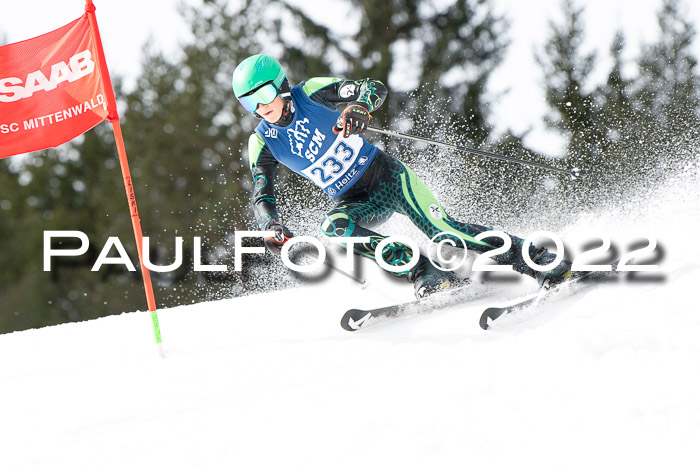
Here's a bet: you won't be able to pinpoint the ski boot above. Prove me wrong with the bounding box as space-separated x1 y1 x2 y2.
532 249 573 289
407 256 470 299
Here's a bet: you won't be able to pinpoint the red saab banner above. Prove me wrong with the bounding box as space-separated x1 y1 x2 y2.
0 14 114 159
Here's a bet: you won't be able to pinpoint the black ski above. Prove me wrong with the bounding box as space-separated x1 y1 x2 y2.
341 281 499 332
479 262 620 330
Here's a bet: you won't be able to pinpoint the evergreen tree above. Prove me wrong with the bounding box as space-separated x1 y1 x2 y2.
537 0 600 159
535 0 700 214
634 0 700 136
596 32 635 151
535 0 638 213
347 0 509 147
0 136 135 332
586 31 640 194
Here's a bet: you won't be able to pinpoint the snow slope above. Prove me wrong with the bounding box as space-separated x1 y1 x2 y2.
2 167 699 467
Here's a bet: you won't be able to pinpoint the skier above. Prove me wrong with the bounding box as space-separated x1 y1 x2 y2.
232 54 572 298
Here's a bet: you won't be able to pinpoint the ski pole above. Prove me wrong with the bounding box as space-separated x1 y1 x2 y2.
296 249 368 288
365 126 580 180
323 258 369 288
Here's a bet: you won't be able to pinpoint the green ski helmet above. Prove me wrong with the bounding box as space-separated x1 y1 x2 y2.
232 54 288 113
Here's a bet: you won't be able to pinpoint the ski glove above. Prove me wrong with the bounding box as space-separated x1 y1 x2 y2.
264 222 293 256
333 103 371 138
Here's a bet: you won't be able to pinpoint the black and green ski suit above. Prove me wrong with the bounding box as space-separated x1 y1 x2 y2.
247 77 543 278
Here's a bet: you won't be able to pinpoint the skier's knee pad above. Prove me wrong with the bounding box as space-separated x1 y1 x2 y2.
320 212 355 238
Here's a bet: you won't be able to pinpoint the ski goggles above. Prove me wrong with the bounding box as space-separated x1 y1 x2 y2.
238 82 279 113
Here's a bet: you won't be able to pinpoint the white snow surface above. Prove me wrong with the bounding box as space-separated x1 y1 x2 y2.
2 168 700 467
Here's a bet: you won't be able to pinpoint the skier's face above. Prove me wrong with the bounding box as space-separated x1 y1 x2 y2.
257 96 285 123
